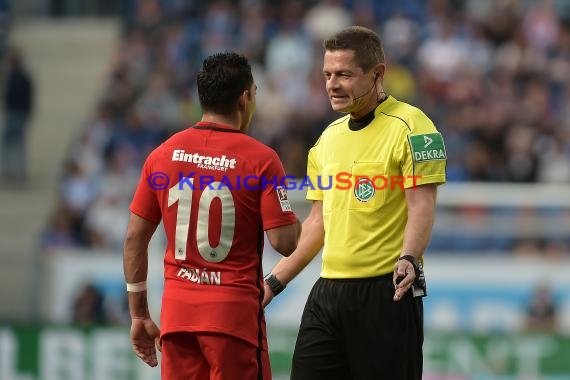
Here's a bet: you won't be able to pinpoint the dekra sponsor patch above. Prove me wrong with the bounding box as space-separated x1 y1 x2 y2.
408 133 446 162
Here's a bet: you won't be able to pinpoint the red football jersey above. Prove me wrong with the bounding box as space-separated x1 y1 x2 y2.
130 122 297 348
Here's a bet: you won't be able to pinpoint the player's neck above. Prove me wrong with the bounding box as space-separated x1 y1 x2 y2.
200 113 241 131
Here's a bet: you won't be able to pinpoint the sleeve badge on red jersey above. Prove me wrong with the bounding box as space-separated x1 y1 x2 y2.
276 186 292 212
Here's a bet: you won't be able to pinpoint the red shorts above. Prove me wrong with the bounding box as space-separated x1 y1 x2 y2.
161 331 272 380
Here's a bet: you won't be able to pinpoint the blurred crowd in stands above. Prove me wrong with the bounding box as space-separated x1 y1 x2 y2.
36 0 570 254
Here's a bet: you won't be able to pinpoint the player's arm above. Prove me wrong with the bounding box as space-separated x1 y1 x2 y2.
123 212 161 367
393 184 437 301
124 212 158 317
263 200 324 307
266 217 302 257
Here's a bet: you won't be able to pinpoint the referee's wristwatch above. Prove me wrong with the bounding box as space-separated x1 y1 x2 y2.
264 273 286 296
397 254 427 297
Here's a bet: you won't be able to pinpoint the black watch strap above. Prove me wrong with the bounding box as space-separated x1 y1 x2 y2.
264 273 285 295
397 255 427 297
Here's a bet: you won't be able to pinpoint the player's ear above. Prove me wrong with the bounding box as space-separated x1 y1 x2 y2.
237 90 248 110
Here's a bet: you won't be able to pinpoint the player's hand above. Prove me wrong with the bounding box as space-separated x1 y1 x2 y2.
130 317 161 367
393 259 416 301
262 282 275 308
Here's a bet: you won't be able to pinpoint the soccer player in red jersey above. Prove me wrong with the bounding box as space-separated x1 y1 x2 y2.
123 52 301 380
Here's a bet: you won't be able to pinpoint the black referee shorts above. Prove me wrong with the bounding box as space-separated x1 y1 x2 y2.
291 274 423 380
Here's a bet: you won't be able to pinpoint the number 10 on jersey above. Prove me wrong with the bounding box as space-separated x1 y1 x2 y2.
168 179 236 263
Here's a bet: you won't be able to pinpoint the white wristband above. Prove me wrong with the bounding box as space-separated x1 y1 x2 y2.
126 281 147 292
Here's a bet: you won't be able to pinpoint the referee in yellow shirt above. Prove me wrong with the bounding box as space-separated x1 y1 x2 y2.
263 26 446 380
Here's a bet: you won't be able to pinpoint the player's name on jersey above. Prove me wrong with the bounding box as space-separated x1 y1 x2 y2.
172 149 237 171
177 266 222 285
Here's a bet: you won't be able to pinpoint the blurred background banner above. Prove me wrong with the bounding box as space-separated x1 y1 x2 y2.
2 326 570 380
1 0 570 379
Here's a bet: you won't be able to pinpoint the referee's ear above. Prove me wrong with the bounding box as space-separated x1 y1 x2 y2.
373 63 385 83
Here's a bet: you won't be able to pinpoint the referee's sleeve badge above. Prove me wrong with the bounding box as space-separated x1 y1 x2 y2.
408 133 447 162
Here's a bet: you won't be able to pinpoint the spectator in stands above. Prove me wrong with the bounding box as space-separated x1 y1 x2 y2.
40 206 80 253
1 47 34 184
524 282 559 332
0 0 8 57
72 283 107 326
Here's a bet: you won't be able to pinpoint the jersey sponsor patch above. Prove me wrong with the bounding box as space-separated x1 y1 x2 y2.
172 149 237 171
408 133 447 162
276 186 292 212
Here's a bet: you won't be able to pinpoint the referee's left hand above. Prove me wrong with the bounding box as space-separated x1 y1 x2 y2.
393 260 416 301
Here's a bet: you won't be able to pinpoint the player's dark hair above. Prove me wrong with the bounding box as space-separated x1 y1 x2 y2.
197 52 254 115
323 26 385 72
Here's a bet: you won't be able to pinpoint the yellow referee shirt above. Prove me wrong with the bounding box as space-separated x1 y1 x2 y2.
306 96 446 278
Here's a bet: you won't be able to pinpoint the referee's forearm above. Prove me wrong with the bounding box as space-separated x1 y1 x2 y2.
402 212 433 258
271 214 324 285
402 185 437 258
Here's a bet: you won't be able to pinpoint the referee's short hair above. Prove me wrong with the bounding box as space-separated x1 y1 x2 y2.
323 26 385 72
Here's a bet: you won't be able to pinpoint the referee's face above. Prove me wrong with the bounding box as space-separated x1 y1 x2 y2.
323 49 376 118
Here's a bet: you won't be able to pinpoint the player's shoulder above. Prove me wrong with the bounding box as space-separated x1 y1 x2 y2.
235 132 279 158
152 128 187 151
379 96 437 134
144 130 181 160
141 128 202 166
218 132 283 169
161 127 196 146
154 127 278 158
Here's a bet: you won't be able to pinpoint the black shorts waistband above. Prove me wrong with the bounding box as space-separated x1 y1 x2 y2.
318 273 393 284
